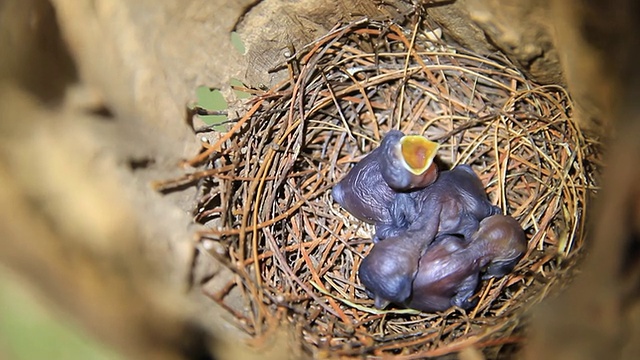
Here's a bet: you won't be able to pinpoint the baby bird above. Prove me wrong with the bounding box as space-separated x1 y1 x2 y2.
332 130 439 240
405 234 479 311
406 214 527 312
331 145 396 224
378 130 440 191
397 164 502 247
358 166 502 309
358 230 424 308
475 214 528 280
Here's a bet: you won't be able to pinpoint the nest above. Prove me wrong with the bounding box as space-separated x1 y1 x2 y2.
163 19 601 358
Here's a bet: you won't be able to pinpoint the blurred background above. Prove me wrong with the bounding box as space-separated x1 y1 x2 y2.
0 0 638 359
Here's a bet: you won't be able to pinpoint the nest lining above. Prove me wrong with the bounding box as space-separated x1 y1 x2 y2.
163 19 600 358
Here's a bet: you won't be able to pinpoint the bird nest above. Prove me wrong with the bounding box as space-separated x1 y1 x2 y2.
161 19 601 358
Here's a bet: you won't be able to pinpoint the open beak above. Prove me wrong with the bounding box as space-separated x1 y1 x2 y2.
398 135 439 175
374 296 391 309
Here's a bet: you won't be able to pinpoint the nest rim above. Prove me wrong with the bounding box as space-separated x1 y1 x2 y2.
161 18 602 358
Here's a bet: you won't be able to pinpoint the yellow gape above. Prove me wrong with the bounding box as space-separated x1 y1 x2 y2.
399 136 439 175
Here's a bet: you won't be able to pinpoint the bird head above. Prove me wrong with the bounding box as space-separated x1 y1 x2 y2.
398 135 440 176
358 234 422 308
469 214 527 278
379 130 439 190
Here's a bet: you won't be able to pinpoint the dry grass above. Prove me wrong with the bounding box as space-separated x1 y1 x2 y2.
157 19 601 358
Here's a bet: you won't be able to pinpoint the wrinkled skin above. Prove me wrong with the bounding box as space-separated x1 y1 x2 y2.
396 165 501 249
473 214 528 280
358 166 505 309
406 235 480 311
331 145 396 225
331 144 405 241
399 164 502 247
332 130 438 241
406 214 527 312
358 230 423 307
